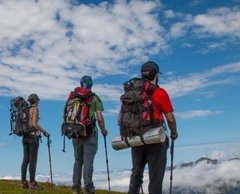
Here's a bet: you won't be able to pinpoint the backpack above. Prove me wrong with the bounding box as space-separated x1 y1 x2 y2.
62 87 95 139
10 96 32 136
118 77 161 138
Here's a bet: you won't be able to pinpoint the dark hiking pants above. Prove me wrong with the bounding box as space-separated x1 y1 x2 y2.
128 138 168 194
21 135 39 183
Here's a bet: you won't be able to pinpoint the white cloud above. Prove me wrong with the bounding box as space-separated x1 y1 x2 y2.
208 151 224 160
176 141 240 162
1 1 240 103
164 10 175 18
193 7 240 37
208 42 225 49
189 0 201 7
0 0 166 100
164 159 240 193
175 109 223 119
163 62 240 98
165 5 240 42
180 42 192 48
93 84 122 102
169 22 188 38
208 61 240 75
104 106 121 116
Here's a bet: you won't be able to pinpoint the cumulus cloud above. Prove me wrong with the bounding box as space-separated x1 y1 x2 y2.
163 62 240 98
164 10 175 19
166 6 240 41
193 7 240 37
93 84 122 102
1 0 240 103
164 159 240 193
0 0 166 100
169 21 189 38
175 109 223 119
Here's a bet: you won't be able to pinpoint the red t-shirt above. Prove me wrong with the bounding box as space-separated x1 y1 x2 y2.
152 86 173 122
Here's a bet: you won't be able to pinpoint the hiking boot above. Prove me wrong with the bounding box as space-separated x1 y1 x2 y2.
72 188 79 194
29 181 43 190
84 188 95 194
72 187 84 194
20 181 29 189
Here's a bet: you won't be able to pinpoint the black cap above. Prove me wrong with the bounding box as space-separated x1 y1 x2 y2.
27 93 40 102
141 61 163 80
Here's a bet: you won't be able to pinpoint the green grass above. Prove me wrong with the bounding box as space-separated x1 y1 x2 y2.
0 180 126 194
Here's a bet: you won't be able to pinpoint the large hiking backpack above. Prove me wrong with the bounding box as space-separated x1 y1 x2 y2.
118 77 161 138
62 87 95 139
10 96 32 136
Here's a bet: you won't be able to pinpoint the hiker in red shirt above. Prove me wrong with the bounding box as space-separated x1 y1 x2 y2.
128 61 178 194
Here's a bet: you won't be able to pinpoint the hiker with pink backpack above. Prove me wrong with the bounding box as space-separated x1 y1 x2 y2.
62 75 108 194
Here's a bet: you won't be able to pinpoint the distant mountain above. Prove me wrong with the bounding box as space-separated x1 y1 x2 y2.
180 157 218 168
164 157 240 194
167 156 240 170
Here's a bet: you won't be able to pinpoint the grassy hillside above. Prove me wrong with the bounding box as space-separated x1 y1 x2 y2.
0 180 126 194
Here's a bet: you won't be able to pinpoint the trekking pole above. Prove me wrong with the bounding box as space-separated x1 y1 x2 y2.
169 138 174 194
140 185 144 194
103 135 111 192
62 135 66 152
47 136 53 187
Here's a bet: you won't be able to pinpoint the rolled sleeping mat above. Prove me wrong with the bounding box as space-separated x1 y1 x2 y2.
111 135 129 150
111 127 166 151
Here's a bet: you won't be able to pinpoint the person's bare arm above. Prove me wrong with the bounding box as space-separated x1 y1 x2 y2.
96 110 108 136
32 107 49 137
165 112 178 140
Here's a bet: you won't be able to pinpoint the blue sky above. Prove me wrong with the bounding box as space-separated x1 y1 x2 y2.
0 0 240 190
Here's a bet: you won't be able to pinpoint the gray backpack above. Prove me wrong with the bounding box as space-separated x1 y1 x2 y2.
118 78 161 138
10 96 32 136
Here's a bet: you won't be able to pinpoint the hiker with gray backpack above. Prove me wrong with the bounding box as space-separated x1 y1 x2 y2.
10 94 50 190
62 75 108 194
118 61 178 194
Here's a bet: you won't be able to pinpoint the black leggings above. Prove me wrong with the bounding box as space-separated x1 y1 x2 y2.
21 135 39 183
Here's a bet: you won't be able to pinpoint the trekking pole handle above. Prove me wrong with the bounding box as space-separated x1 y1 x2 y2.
170 138 174 158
